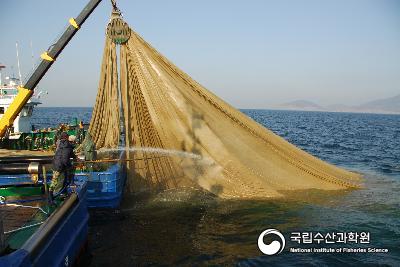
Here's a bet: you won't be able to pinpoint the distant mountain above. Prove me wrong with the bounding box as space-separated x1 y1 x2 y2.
278 100 324 111
275 94 400 114
356 94 400 114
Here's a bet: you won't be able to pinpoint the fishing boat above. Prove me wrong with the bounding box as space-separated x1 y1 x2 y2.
0 166 89 266
0 66 84 151
0 68 42 137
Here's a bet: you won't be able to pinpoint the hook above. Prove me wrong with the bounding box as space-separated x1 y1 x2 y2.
110 0 121 13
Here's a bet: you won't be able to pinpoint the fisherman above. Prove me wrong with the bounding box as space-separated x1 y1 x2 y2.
49 132 76 203
77 120 85 143
81 133 97 171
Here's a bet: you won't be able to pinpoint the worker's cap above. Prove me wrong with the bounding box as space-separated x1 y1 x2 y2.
60 132 69 140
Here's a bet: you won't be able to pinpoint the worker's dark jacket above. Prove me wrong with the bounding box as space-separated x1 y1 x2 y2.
53 139 76 171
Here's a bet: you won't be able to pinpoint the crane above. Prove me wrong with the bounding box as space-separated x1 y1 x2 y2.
0 0 112 138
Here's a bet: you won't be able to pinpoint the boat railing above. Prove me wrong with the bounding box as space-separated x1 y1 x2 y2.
0 94 17 99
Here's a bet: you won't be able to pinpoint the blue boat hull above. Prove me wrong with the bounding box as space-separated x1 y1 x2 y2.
75 163 126 209
0 183 89 267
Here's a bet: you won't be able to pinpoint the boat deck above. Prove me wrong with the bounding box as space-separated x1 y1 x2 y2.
2 200 44 233
1 195 50 250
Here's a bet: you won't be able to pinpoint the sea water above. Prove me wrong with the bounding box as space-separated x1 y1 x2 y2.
32 108 400 266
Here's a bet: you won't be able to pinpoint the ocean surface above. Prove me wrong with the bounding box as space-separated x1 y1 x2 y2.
32 107 400 266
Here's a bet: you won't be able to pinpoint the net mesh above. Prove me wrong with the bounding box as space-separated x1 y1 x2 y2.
88 23 362 198
88 37 120 149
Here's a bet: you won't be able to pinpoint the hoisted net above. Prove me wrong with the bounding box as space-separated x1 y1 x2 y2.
87 37 120 149
89 19 362 198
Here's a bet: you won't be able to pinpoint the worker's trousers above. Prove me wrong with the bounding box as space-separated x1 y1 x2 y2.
50 168 74 193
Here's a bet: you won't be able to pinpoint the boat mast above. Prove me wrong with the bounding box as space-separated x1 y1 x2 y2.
0 64 5 86
16 42 23 85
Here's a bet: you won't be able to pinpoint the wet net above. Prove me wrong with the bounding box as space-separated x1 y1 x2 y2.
88 21 362 198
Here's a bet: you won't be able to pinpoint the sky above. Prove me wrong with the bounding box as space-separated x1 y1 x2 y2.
0 0 399 108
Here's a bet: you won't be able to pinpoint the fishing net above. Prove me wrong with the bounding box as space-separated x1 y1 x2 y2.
88 20 362 198
88 37 120 149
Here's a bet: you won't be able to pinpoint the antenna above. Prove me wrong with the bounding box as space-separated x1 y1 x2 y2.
16 42 23 85
30 40 38 91
30 40 35 71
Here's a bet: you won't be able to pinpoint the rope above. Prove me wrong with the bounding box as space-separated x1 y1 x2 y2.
1 203 48 215
1 196 49 235
0 197 46 205
4 222 44 235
